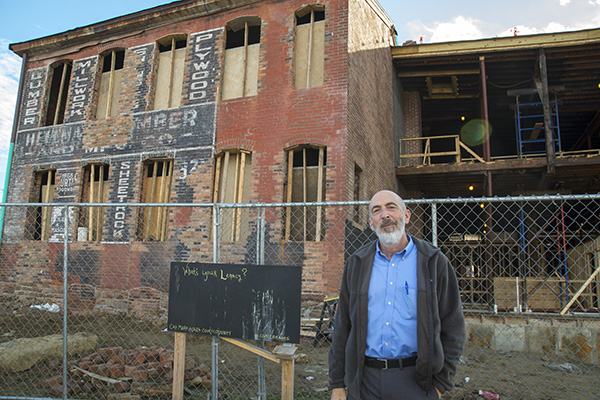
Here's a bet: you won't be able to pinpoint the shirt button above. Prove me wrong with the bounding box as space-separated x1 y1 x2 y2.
388 301 392 305
390 282 393 285
391 263 395 267
386 322 390 326
385 342 389 346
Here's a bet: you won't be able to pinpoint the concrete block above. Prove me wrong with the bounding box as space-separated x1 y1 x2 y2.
493 324 526 352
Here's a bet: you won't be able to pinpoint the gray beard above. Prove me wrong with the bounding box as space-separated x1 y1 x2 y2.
374 222 405 246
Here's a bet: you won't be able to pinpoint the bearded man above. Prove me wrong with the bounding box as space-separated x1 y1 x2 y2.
329 190 465 400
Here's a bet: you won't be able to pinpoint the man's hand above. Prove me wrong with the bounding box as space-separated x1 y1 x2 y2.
435 386 442 399
331 387 347 400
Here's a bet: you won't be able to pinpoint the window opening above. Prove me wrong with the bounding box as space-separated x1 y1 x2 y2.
285 146 326 242
154 36 187 109
294 5 325 89
222 17 261 100
28 170 56 240
139 159 173 241
213 150 253 241
97 50 125 118
78 164 109 241
45 62 72 126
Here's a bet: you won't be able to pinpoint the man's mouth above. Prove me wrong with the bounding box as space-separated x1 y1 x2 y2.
380 220 396 229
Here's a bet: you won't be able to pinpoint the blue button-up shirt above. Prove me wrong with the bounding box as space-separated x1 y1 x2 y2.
365 235 418 359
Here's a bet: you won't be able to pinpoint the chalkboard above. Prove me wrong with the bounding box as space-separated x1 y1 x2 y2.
167 262 302 343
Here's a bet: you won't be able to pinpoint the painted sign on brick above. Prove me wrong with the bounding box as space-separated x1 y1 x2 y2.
187 29 222 105
19 68 46 129
105 159 137 242
66 57 96 123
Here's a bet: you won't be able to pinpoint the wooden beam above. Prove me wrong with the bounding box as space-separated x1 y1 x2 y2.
560 258 600 315
398 69 479 77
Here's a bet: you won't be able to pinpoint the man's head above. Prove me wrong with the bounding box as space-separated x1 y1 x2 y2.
368 190 411 246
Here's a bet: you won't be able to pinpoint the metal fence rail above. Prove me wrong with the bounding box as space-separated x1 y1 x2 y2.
0 195 599 399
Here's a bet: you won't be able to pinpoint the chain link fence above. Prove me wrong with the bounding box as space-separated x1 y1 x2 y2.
0 195 599 399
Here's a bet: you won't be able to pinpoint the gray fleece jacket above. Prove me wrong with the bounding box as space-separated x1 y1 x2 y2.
328 237 466 398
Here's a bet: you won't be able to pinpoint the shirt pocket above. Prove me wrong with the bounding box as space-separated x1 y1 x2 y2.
399 286 418 320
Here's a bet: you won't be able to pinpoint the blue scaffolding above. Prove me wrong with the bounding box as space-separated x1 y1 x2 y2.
514 98 562 157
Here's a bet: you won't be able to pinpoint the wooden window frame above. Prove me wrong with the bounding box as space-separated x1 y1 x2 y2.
222 17 261 100
285 145 326 242
154 35 187 110
28 169 56 241
294 5 325 90
45 61 72 126
139 159 173 242
79 163 109 241
97 49 125 118
213 149 252 241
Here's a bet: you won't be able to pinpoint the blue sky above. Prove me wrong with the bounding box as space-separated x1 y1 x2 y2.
1 0 599 196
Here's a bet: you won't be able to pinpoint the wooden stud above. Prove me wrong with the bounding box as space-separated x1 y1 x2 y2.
53 65 69 125
306 9 314 89
285 149 294 242
88 165 96 241
302 148 307 241
315 147 324 242
235 152 247 241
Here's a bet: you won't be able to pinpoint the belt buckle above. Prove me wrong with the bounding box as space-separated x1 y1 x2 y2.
378 358 388 370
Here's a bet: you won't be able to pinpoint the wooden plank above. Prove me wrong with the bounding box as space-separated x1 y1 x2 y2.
315 147 324 242
221 337 281 364
561 259 600 315
172 332 186 400
285 150 293 242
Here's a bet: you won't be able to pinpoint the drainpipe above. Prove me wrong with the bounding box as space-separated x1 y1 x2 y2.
0 52 27 244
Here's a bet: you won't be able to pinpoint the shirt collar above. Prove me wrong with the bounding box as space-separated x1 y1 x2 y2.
376 234 414 258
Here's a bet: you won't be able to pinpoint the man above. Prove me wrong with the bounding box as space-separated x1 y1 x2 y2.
329 190 465 399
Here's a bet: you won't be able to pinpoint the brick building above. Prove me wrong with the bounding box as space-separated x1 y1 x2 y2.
2 0 397 303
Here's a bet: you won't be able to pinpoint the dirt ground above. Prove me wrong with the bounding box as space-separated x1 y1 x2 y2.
1 307 599 399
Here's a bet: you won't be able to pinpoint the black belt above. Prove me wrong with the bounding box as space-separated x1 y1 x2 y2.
364 355 417 370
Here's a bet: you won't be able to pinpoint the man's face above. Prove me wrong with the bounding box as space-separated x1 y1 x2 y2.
369 191 410 245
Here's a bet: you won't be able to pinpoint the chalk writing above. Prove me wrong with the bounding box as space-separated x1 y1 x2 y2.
201 267 247 283
111 160 134 240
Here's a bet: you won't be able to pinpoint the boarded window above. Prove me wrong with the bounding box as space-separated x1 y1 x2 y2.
45 62 72 126
285 146 326 242
139 160 173 241
97 50 124 118
213 150 252 241
222 17 261 100
294 5 325 89
27 170 56 240
78 164 109 241
154 36 187 110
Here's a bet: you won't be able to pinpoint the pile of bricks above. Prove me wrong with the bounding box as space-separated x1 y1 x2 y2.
42 346 211 397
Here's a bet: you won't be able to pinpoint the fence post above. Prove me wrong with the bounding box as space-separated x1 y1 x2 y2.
62 205 70 400
212 203 220 400
431 203 438 247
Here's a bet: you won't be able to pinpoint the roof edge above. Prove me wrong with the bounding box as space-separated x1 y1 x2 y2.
9 0 263 58
392 27 600 59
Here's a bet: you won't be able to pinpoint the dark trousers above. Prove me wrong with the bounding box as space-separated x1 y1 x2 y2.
348 365 440 400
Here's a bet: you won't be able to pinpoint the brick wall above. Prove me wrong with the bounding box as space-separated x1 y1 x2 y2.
2 0 395 309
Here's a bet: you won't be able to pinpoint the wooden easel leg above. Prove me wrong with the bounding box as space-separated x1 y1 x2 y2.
172 332 187 400
281 358 295 400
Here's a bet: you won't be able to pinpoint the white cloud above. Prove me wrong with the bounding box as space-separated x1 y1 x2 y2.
408 16 485 43
0 40 21 191
560 0 572 5
0 41 20 149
